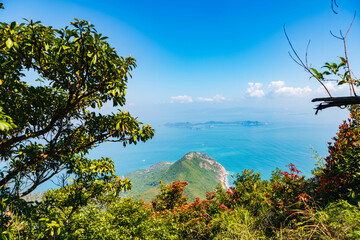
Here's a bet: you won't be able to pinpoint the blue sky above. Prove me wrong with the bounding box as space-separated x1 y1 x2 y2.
1 0 360 124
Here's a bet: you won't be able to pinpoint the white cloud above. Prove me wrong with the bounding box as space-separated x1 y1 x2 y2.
170 95 193 103
197 94 227 102
246 82 265 98
268 81 312 97
314 82 349 96
246 81 316 98
197 97 214 102
213 94 226 102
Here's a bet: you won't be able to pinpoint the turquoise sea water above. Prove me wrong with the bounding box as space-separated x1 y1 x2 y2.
89 121 340 181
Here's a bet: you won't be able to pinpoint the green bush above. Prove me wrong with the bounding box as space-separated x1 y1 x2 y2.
316 106 360 204
276 200 360 240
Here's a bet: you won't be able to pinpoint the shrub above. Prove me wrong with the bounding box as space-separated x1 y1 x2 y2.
317 106 360 203
266 164 313 230
151 180 189 211
216 169 269 216
277 200 360 240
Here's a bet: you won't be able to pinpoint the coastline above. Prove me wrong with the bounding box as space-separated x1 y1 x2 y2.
217 167 229 189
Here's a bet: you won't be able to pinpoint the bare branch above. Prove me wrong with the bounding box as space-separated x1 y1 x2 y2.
284 25 332 97
284 25 307 69
342 12 357 96
331 0 339 14
288 52 303 67
305 40 311 68
330 30 343 40
344 11 356 39
329 12 357 96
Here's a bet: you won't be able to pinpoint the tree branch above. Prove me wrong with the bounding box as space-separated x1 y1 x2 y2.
312 96 360 114
284 25 332 97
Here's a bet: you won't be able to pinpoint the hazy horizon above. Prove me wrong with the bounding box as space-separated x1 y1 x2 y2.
1 1 360 127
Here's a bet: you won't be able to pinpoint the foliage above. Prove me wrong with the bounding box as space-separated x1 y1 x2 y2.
0 15 154 232
210 207 266 239
265 164 315 230
2 170 360 239
0 17 154 199
316 105 360 203
151 180 188 211
310 55 359 96
1 157 131 239
268 164 310 210
150 180 231 239
276 200 360 240
216 169 269 216
0 12 156 239
0 107 15 131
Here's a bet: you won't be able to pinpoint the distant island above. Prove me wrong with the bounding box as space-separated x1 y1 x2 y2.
164 120 269 129
124 152 227 202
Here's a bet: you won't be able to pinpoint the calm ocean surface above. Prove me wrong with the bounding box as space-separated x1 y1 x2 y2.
89 121 340 181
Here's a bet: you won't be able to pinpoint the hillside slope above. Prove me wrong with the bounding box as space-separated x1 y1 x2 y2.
124 152 227 202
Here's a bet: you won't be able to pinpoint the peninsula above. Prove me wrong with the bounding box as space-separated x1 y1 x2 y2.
124 152 228 202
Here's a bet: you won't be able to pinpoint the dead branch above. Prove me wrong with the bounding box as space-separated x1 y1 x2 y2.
331 0 339 14
330 12 357 96
312 96 360 114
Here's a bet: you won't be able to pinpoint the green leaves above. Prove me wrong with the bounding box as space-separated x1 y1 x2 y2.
310 67 324 80
0 14 156 238
0 17 154 202
311 57 359 88
5 38 13 49
339 56 347 64
0 107 16 131
317 106 360 203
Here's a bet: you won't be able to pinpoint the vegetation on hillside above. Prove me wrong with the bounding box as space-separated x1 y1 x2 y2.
125 152 227 202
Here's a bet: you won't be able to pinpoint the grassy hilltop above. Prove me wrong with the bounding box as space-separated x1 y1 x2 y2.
125 152 227 202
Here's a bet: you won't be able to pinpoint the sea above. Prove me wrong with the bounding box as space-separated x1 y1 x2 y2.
89 120 342 182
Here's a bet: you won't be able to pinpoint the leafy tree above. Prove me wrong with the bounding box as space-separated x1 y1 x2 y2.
0 12 154 211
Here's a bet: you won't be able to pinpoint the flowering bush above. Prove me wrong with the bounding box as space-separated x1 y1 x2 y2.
265 164 313 228
214 169 269 216
268 164 308 208
316 106 360 203
151 180 189 211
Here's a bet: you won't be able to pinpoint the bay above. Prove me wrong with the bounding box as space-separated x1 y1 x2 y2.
90 121 340 181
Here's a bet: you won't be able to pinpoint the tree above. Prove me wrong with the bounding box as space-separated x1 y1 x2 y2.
0 15 154 201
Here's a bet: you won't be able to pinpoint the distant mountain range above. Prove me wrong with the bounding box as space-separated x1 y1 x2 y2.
164 120 269 129
124 152 227 202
